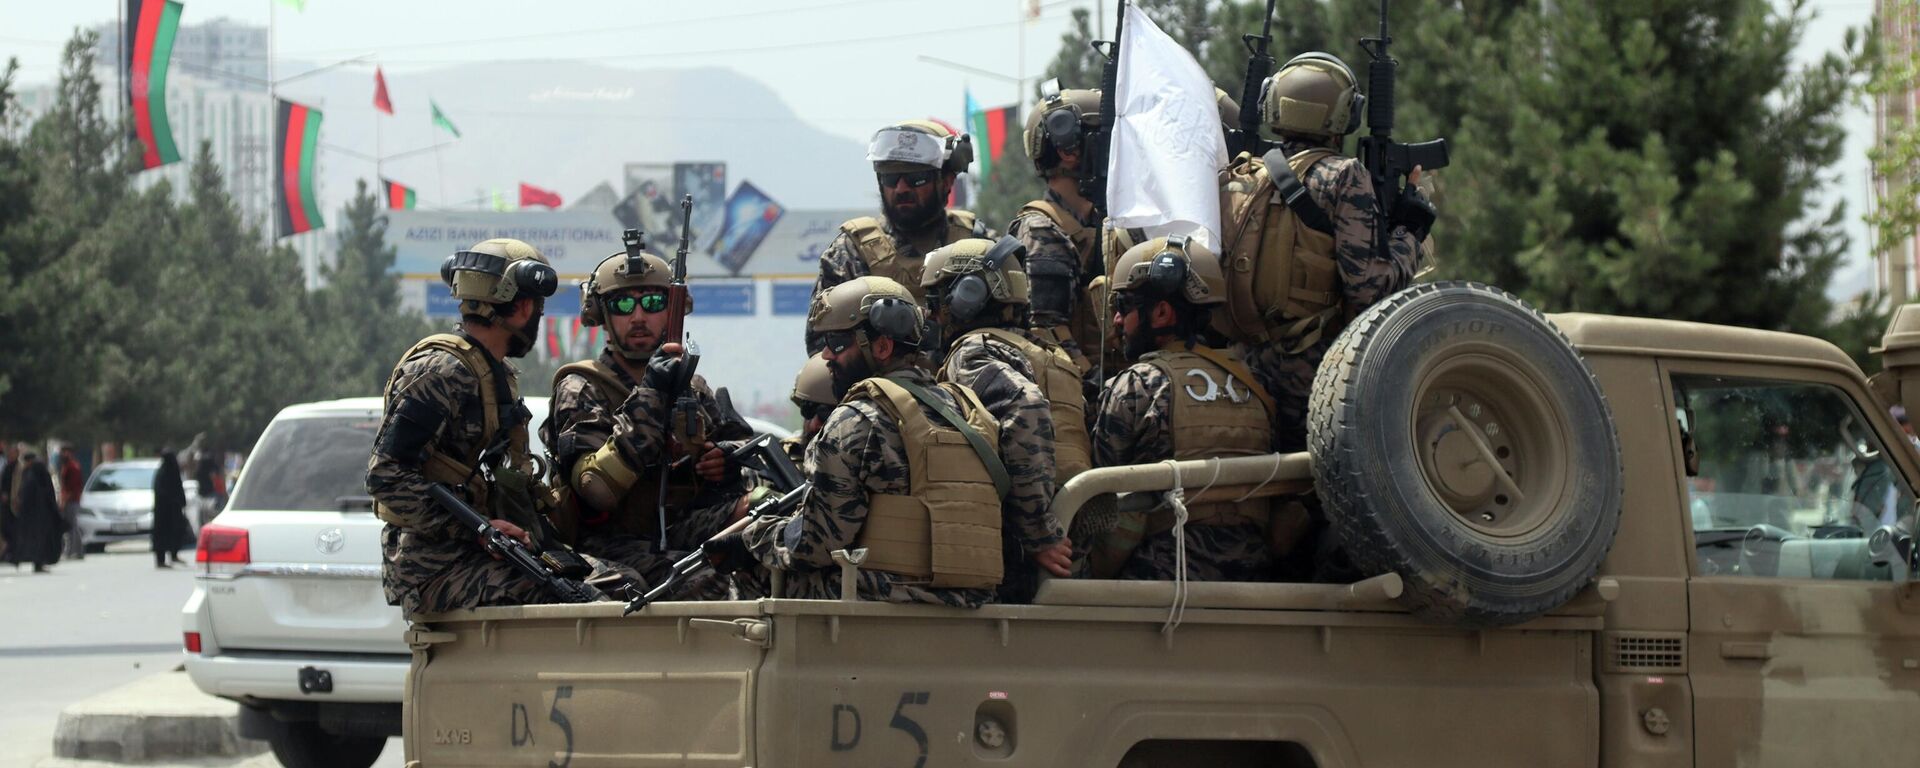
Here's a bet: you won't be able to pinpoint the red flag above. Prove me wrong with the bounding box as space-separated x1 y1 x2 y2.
373 67 393 115
519 182 563 209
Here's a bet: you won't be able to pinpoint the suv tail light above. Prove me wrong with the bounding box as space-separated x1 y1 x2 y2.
196 524 249 576
184 632 202 654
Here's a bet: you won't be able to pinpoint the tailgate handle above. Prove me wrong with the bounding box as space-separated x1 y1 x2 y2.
1720 641 1772 660
689 618 771 648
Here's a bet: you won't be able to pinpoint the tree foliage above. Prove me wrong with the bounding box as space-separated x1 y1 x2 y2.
0 31 433 453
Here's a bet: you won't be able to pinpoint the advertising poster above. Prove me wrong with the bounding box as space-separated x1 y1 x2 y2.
713 181 786 276
617 162 677 239
672 161 727 253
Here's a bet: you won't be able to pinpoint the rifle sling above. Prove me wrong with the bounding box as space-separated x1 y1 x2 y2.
1263 148 1336 236
887 377 1013 501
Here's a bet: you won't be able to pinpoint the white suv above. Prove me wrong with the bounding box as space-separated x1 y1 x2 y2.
181 397 549 768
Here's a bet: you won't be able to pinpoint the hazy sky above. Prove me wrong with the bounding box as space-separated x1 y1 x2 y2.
0 0 1883 297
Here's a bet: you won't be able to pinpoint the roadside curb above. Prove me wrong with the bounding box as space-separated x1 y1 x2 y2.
53 669 267 763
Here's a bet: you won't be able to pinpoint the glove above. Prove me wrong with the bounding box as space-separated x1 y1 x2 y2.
704 531 756 575
643 348 688 393
1389 187 1438 242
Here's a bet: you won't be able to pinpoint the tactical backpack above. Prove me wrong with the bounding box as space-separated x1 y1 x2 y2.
1217 148 1344 352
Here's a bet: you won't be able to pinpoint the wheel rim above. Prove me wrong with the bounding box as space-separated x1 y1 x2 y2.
1409 346 1571 540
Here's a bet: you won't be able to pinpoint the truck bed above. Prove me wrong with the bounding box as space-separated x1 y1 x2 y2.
404 580 1604 768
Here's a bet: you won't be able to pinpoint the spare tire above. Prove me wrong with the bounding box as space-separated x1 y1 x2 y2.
1308 282 1621 627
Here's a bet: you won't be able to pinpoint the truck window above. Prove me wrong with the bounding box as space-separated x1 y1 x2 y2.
1673 374 1910 581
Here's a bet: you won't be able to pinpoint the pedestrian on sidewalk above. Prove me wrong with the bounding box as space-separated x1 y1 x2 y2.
12 450 65 573
189 436 224 530
151 450 191 569
57 446 86 560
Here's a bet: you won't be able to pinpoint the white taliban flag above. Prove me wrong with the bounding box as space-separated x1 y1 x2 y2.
1106 2 1229 249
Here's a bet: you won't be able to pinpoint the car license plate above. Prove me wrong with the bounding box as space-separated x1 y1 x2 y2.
110 522 137 534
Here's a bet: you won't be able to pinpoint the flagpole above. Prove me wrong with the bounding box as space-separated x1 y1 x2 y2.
374 60 383 188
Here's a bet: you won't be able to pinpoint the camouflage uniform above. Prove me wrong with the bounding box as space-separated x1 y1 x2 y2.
1006 189 1103 368
940 330 1063 604
368 338 632 615
541 348 754 586
805 216 1000 354
1240 138 1423 453
739 367 994 607
1092 355 1272 582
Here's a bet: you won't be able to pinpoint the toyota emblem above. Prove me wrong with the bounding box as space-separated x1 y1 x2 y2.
316 528 346 555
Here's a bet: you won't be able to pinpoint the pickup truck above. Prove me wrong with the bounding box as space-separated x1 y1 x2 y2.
399 283 1920 767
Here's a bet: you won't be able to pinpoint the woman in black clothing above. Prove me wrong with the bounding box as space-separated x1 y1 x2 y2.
151 450 191 568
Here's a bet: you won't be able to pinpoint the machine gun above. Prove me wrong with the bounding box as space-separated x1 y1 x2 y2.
623 483 809 613
427 483 599 604
1355 0 1449 260
655 194 704 552
1079 0 1127 216
1230 0 1280 156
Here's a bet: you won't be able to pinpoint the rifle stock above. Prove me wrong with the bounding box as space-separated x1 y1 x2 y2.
623 483 810 613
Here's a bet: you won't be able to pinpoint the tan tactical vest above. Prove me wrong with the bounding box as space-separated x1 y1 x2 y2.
962 327 1092 483
1139 346 1275 534
547 359 691 545
845 376 1004 589
1019 199 1108 372
1218 148 1343 352
375 334 536 531
841 210 984 303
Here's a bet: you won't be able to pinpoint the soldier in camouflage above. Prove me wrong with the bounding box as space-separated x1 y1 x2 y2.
786 354 836 469
1007 80 1107 376
712 277 1005 607
540 249 756 587
1236 53 1430 453
807 120 996 354
1090 237 1277 582
368 239 635 614
921 237 1073 604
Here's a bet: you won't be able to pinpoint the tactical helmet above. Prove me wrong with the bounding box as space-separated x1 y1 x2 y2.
1109 234 1228 307
580 250 672 327
790 354 837 409
1024 79 1102 177
809 276 925 347
1260 52 1365 139
868 119 975 175
921 236 1031 324
440 238 558 318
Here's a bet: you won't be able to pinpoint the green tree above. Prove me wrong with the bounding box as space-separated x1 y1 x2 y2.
1868 0 1917 297
310 179 434 398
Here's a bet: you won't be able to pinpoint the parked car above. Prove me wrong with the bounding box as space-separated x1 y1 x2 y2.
76 458 197 552
180 397 549 768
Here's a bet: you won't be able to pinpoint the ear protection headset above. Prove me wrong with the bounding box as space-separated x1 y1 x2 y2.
862 294 923 346
440 249 558 304
1039 79 1084 160
1260 52 1366 137
944 236 1028 324
1142 234 1192 300
579 278 606 327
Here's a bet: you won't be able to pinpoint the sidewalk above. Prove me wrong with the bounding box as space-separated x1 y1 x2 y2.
46 670 266 765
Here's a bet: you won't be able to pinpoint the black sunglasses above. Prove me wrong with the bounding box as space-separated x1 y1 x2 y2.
795 401 829 421
608 292 668 316
820 330 857 354
878 170 938 189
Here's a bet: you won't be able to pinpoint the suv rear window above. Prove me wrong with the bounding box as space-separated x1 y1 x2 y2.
229 415 383 512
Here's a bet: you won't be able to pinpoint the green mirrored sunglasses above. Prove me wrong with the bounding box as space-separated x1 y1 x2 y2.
609 292 668 315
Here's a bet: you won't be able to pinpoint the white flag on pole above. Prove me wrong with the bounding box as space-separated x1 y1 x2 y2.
1106 3 1229 249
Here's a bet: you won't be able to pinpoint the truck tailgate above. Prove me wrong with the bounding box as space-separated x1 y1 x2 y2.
405 601 766 767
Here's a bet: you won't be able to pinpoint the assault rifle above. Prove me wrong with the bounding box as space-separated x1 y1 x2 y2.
1230 0 1281 156
623 483 809 613
655 194 704 553
1355 0 1449 261
427 483 599 604
1079 0 1127 216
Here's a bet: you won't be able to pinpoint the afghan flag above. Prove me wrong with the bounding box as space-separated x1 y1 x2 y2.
381 177 416 210
274 99 324 239
965 90 1019 179
126 0 184 171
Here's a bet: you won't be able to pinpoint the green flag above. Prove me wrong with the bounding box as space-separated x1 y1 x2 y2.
431 100 460 138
